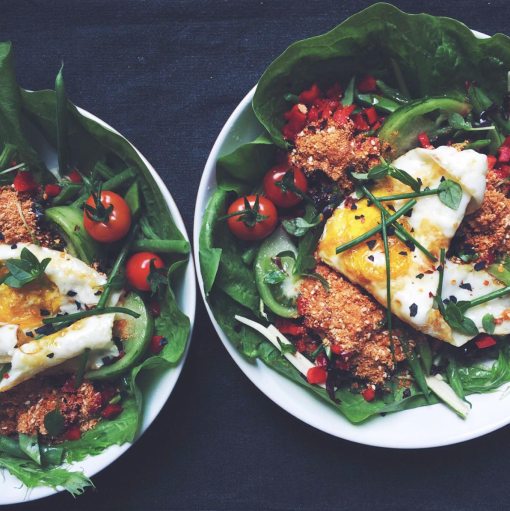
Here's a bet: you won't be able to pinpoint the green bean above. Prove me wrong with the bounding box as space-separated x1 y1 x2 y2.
131 239 190 254
71 167 137 208
354 92 400 114
52 182 83 206
284 93 300 104
376 79 410 105
97 223 140 308
335 199 416 254
463 139 491 151
55 63 68 173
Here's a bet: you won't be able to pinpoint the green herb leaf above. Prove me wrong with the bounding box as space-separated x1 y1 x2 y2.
44 397 64 437
75 348 91 388
263 270 287 284
448 112 470 131
19 434 41 466
3 248 51 288
284 93 300 104
276 335 297 356
274 169 314 205
443 301 479 336
482 313 496 335
458 250 478 263
438 179 463 210
488 255 510 286
388 165 421 192
83 181 114 223
282 214 323 237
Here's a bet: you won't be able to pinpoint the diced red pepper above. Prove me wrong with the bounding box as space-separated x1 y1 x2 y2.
498 145 510 163
357 74 377 93
503 136 510 147
62 376 78 393
101 404 123 420
307 106 319 123
371 121 381 131
295 338 307 353
283 104 308 141
296 297 308 315
148 300 161 318
418 133 432 149
475 334 497 349
352 113 369 131
275 318 306 336
330 344 343 355
150 335 168 355
112 350 125 363
333 104 356 125
299 84 321 106
494 164 510 180
315 353 328 368
68 169 82 183
45 184 62 197
64 426 82 441
363 107 378 125
306 366 327 384
487 154 497 169
13 170 39 192
326 83 343 100
362 387 376 402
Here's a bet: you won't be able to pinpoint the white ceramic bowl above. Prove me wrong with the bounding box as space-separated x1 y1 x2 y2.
1 106 196 504
193 29 510 449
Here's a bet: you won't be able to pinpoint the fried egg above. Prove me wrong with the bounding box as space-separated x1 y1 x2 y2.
0 243 120 391
318 146 497 346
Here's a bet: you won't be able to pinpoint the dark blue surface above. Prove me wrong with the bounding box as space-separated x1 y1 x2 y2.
2 1 510 509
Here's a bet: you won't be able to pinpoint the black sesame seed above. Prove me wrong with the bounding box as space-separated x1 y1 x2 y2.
403 388 411 399
40 309 50 316
158 337 169 348
387 226 396 236
474 261 486 271
67 291 77 297
368 255 375 262
449 295 458 304
102 357 112 366
416 273 424 279
409 303 418 317
26 331 34 338
75 300 82 310
366 240 377 250
424 186 430 191
440 176 446 182
385 145 392 153
350 203 358 210
387 205 396 212
234 324 242 333
47 353 54 359
0 232 4 241
94 290 102 296
10 244 17 249
34 325 54 336
460 282 473 291
405 241 416 252
443 298 450 305
355 215 361 220
404 208 413 218
399 251 408 256
417 177 423 186
410 227 415 233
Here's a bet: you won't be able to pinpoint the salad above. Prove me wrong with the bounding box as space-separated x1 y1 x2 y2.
0 42 190 494
199 4 510 424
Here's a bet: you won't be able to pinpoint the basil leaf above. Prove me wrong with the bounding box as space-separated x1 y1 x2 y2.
19 434 41 466
389 165 421 192
263 270 287 284
367 163 389 180
44 398 64 437
438 179 463 210
282 215 323 237
444 301 479 336
482 313 496 335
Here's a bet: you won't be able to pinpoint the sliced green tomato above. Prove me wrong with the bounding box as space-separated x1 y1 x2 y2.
378 97 472 157
254 227 301 318
85 293 154 380
44 206 102 264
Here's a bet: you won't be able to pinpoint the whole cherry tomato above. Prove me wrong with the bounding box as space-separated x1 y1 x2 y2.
263 163 308 208
226 195 277 241
126 252 164 291
83 191 131 242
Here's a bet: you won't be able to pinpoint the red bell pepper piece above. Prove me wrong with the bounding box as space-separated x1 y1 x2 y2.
371 121 381 131
150 335 168 355
283 104 308 140
487 154 497 169
101 404 123 420
352 113 369 131
299 84 321 106
498 145 510 163
330 344 343 355
363 107 378 125
13 170 39 192
362 387 376 402
494 164 510 180
418 133 432 149
333 104 356 125
64 426 82 441
308 106 319 123
326 83 343 100
357 74 377 92
68 169 82 183
306 366 327 384
475 334 497 349
275 318 306 336
45 184 62 197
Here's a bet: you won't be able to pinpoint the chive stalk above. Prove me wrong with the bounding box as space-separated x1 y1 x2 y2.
42 306 140 325
381 211 396 365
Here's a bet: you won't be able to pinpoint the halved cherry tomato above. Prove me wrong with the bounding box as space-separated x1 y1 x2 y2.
126 252 164 291
226 195 277 241
263 163 308 208
83 191 132 242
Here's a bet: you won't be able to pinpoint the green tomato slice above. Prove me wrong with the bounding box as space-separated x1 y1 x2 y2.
85 292 154 380
254 227 301 318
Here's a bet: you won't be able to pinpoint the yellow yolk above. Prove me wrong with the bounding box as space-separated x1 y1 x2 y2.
318 197 411 285
0 265 61 329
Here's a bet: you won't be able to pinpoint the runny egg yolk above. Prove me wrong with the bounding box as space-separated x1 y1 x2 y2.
319 197 411 284
0 264 61 329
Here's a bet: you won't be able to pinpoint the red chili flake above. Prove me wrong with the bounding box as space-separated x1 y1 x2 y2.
418 133 432 149
429 292 434 298
475 334 497 349
74 225 80 231
3 373 9 379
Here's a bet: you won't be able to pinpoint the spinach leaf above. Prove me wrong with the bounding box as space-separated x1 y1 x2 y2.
19 434 41 466
43 398 64 437
482 313 496 335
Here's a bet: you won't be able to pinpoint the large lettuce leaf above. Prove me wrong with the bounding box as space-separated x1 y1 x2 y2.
253 3 510 147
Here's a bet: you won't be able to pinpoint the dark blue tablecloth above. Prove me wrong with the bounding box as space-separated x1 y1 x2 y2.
2 1 510 509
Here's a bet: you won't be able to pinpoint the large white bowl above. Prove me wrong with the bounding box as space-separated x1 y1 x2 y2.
1 107 196 504
193 29 510 448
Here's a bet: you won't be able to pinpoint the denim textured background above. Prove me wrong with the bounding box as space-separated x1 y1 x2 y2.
1 1 509 509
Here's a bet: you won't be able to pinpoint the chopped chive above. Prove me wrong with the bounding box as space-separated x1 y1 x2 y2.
335 199 416 254
42 306 140 325
376 189 440 202
75 348 91 388
436 248 446 315
381 211 396 366
467 286 510 309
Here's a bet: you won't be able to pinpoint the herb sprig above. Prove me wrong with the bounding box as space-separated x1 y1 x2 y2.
0 248 51 288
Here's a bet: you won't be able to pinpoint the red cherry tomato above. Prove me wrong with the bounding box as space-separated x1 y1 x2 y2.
126 252 164 291
83 191 132 242
263 164 308 208
226 195 277 241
